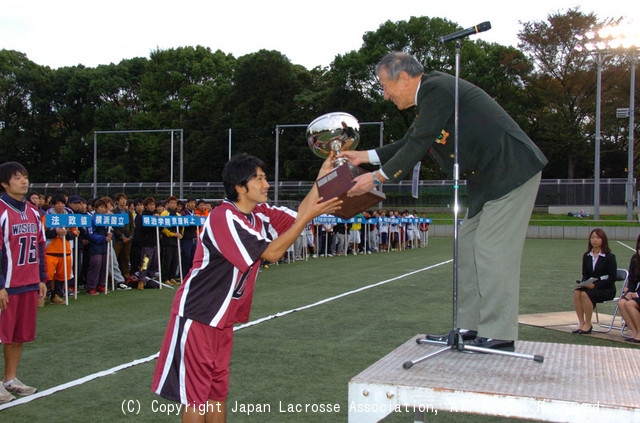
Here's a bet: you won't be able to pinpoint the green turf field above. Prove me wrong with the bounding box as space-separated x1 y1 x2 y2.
1 237 638 422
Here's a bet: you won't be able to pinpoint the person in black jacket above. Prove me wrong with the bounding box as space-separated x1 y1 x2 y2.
573 228 617 334
180 198 199 278
617 233 640 342
134 197 159 289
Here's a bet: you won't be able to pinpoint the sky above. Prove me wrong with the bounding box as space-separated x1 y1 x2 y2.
2 0 638 70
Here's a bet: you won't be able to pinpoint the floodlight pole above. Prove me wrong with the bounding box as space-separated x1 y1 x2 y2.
627 55 636 221
594 52 602 220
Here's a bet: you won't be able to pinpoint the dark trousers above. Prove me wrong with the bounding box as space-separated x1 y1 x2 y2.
180 238 196 278
86 253 107 291
161 244 179 281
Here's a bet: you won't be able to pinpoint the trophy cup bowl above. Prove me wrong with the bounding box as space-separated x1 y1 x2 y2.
307 112 360 168
306 112 385 219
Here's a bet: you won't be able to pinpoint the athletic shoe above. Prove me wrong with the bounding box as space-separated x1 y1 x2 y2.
87 290 99 296
0 384 15 403
96 285 106 293
4 378 37 396
51 294 65 305
117 283 132 290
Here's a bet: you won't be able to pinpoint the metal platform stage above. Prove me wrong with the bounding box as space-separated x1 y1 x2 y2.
348 335 640 422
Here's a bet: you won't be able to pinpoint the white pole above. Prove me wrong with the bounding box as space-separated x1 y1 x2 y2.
62 231 68 306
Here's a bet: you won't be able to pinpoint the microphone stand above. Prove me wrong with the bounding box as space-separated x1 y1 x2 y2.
404 38 544 368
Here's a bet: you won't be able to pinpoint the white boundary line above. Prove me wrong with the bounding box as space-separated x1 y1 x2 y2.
0 259 452 411
617 240 634 253
0 355 159 410
234 259 452 331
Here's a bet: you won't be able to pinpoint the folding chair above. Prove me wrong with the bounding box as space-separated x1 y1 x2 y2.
593 268 628 333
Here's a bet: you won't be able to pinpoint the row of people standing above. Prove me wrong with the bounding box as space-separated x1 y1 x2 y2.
27 190 216 300
316 209 429 257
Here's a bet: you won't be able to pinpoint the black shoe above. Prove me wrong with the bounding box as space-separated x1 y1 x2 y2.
577 326 592 335
472 337 515 351
571 328 582 334
426 330 477 342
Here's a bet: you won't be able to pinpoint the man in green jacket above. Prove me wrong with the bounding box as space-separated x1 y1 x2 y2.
340 51 547 350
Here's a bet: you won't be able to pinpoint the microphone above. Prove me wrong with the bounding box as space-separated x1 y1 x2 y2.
438 21 491 43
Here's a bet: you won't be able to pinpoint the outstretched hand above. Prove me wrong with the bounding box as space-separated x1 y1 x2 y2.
316 151 336 180
311 195 342 219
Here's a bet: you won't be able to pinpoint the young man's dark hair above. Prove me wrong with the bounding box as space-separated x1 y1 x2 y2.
50 194 66 206
222 153 266 201
0 162 28 191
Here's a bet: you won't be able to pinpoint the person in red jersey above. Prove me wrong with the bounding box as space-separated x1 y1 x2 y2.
152 153 342 423
0 162 47 404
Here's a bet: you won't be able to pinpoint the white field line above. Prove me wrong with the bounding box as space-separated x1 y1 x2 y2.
0 259 452 411
617 240 634 253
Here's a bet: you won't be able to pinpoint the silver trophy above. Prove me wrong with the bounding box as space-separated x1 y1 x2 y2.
307 112 360 168
306 112 384 219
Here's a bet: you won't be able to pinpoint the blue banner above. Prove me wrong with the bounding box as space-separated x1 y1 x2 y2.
142 215 207 228
45 213 129 228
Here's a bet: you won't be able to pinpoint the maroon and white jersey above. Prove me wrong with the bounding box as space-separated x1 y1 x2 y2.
0 193 47 293
171 200 296 328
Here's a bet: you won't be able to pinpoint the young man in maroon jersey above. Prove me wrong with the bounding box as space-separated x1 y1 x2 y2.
152 153 342 423
0 162 47 404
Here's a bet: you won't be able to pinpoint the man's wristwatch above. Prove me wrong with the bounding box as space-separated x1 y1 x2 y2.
372 172 382 188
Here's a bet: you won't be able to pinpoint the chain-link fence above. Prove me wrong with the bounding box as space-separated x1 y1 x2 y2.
29 178 634 210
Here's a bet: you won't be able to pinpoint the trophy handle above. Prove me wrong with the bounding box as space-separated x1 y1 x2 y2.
330 140 348 167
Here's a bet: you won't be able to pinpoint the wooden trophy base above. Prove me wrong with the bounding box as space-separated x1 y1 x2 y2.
315 163 385 219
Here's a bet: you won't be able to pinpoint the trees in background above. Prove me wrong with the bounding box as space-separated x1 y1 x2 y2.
0 8 636 184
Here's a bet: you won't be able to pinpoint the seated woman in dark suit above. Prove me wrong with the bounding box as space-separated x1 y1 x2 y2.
573 228 617 334
618 233 640 342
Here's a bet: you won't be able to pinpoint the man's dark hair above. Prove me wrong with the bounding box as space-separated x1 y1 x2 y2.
222 153 266 202
0 161 28 192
